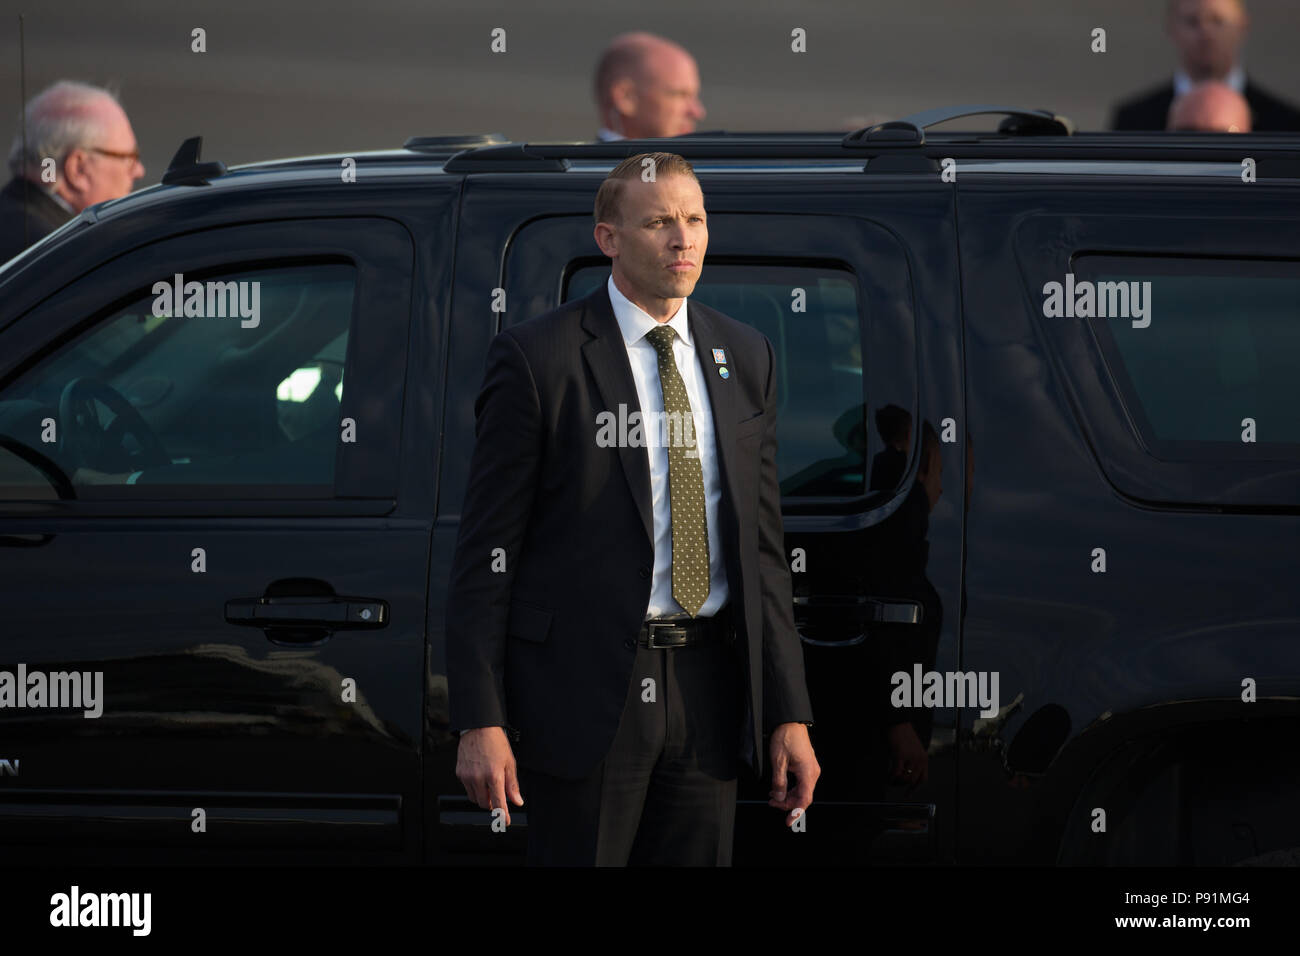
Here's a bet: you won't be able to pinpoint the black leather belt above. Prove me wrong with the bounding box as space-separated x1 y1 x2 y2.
637 607 733 648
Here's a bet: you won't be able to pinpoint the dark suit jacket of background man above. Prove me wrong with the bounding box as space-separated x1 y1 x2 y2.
1111 80 1300 131
0 178 73 262
446 281 813 780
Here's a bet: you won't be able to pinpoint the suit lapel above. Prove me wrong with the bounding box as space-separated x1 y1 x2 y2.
580 285 655 546
688 303 742 534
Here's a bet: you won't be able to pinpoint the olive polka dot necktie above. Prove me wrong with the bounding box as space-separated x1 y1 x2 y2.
645 325 710 617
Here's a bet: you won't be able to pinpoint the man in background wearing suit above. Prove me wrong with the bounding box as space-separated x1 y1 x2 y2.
592 33 707 141
1 81 145 261
1110 0 1300 132
447 151 818 865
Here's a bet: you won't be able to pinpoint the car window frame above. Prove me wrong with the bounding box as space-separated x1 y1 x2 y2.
496 211 919 519
0 217 413 517
1012 207 1300 509
1074 253 1300 463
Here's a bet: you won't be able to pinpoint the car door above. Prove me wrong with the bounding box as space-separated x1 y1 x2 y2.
0 217 425 863
955 170 1300 864
434 170 965 864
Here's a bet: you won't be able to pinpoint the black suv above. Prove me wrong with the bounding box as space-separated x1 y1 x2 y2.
1 108 1297 866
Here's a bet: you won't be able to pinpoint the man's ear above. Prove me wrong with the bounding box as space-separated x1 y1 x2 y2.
610 78 638 118
61 149 91 195
593 221 618 258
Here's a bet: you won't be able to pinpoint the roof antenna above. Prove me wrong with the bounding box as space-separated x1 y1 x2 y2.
18 14 28 250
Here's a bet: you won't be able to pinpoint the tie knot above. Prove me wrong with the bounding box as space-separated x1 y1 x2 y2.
645 325 676 355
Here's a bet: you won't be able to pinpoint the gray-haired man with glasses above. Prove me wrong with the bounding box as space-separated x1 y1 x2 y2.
1 80 145 261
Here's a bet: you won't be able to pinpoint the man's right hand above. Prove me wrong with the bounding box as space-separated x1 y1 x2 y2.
455 726 524 825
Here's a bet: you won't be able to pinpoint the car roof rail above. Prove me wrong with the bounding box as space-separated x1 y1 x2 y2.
412 122 1300 176
161 136 227 186
403 133 510 153
843 105 1075 148
442 143 571 173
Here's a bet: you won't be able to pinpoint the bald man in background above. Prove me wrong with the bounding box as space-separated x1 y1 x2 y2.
1167 81 1252 131
593 32 707 141
1 80 145 261
1111 0 1300 131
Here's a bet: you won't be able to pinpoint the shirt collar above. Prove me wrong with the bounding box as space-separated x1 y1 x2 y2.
1174 63 1245 96
18 178 76 215
607 273 691 348
48 190 75 215
596 126 625 142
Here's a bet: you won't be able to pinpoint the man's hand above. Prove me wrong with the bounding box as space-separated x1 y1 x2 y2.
456 727 524 826
886 721 929 790
768 722 820 827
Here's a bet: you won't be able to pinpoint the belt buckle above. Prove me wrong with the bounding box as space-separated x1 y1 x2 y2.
645 620 681 649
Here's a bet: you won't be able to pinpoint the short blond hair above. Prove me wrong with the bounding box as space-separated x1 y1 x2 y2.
594 152 699 227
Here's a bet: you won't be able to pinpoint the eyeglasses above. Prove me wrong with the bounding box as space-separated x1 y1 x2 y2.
83 145 141 163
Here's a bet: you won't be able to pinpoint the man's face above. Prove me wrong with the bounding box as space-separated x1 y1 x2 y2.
615 49 705 138
61 98 145 210
1168 0 1247 80
599 173 707 304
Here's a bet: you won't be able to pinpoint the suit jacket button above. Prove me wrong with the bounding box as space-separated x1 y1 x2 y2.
638 566 650 578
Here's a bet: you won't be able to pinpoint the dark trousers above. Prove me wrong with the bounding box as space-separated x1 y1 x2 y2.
520 631 743 866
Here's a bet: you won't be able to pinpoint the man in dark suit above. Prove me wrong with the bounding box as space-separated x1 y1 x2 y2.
1110 0 1300 132
0 177 72 262
1 81 145 262
447 151 818 865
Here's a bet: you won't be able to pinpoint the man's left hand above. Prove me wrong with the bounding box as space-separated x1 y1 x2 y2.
768 722 820 827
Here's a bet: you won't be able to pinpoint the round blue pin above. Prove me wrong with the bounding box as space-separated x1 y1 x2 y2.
719 366 729 379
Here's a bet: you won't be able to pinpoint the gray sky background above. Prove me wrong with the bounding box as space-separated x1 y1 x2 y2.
2 0 1298 185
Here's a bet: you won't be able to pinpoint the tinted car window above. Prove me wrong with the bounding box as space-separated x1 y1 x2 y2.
1078 256 1300 455
0 262 356 498
567 264 868 498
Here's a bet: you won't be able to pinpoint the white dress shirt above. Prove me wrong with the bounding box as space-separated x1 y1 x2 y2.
607 273 728 620
1174 63 1246 97
596 126 624 142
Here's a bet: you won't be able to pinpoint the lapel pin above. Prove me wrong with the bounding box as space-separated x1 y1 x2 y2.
712 348 727 364
718 366 730 379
